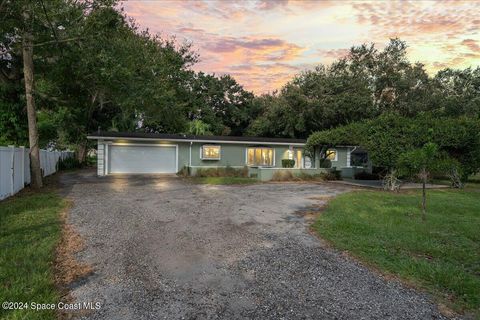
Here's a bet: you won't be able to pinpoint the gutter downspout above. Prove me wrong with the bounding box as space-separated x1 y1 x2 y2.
189 141 192 167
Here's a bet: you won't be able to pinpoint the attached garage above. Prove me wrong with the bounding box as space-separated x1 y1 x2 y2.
108 144 177 174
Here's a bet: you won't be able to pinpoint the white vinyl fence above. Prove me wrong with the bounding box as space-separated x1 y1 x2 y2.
0 146 74 200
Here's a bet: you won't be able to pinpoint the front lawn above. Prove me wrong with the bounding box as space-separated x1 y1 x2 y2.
189 176 258 185
0 191 66 320
313 188 479 317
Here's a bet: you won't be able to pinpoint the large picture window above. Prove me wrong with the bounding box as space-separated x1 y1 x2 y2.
201 145 221 160
247 147 274 166
351 151 368 167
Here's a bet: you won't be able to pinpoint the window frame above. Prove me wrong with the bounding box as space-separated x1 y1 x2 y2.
350 151 368 167
246 147 275 167
326 148 338 162
200 145 221 160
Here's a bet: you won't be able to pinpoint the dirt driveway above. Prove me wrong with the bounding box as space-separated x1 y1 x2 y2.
60 171 448 319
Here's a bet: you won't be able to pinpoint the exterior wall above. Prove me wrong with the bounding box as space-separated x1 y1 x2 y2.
177 143 190 170
95 139 307 176
340 167 366 179
316 147 373 178
188 142 304 169
94 138 375 180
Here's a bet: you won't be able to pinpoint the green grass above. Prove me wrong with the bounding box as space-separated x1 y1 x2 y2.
0 191 66 320
190 176 258 185
313 188 480 317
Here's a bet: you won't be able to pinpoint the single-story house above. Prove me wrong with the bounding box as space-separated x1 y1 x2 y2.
87 132 371 181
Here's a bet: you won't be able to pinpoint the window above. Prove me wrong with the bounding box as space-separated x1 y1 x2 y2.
351 151 368 167
201 145 221 160
247 147 274 166
326 149 337 161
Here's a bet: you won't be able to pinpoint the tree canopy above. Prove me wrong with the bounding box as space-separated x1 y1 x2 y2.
306 114 480 180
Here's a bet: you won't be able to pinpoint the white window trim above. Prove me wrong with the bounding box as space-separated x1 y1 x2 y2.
245 147 275 167
200 145 221 160
326 148 338 162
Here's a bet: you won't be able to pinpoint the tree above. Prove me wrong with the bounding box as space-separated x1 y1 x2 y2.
248 39 436 139
40 6 197 161
187 73 254 136
187 119 211 135
397 143 459 220
431 67 480 117
1 0 98 187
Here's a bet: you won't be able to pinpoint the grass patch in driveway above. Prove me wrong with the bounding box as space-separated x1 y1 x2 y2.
313 188 480 317
190 176 258 185
0 191 66 320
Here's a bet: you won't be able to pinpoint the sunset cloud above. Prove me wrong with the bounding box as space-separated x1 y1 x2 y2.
122 0 480 93
461 39 480 52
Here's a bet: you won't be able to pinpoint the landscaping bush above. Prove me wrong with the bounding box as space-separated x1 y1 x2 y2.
195 166 248 178
272 171 334 182
281 159 295 168
86 155 97 167
57 157 82 170
354 171 380 180
319 158 332 168
296 172 326 181
177 166 190 177
321 170 341 181
272 170 296 181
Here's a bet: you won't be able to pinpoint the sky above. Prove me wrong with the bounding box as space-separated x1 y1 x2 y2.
122 0 480 94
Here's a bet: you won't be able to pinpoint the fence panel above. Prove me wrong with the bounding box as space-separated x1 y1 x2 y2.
0 146 73 201
0 146 13 200
13 148 24 194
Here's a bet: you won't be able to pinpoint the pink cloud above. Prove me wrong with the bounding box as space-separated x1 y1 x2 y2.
122 0 480 93
461 39 480 52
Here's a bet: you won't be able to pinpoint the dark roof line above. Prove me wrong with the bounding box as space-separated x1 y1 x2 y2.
87 131 306 144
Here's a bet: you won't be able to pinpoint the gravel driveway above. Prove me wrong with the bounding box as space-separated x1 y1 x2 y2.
61 170 449 319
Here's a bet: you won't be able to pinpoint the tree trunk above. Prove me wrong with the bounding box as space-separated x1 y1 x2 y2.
421 174 426 221
76 141 87 163
22 10 43 189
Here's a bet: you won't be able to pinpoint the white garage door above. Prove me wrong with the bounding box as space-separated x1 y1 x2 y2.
109 145 177 174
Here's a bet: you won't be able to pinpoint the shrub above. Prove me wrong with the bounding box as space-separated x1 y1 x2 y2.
86 155 97 167
354 171 380 180
317 170 341 181
296 172 326 181
58 157 82 170
281 159 295 168
195 166 248 178
272 170 296 181
319 158 332 168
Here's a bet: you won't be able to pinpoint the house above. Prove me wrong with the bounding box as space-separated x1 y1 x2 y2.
87 132 371 181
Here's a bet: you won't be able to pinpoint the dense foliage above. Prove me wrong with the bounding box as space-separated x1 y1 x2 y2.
307 115 480 180
247 39 479 139
0 0 255 161
1 0 479 174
